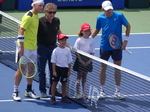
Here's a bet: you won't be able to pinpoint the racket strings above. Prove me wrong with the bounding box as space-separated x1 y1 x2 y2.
19 56 36 78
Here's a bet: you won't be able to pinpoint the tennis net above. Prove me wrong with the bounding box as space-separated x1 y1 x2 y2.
0 11 150 112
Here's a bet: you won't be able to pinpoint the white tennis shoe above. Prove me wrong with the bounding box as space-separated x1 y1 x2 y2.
24 90 40 99
99 90 106 99
75 93 83 100
12 91 21 101
114 91 125 100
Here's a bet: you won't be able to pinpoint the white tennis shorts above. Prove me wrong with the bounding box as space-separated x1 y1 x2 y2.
15 44 37 63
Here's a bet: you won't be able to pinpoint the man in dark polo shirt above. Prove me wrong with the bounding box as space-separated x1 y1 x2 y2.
37 3 62 98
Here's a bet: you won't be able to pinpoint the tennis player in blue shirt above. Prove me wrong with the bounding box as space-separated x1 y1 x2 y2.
91 0 131 100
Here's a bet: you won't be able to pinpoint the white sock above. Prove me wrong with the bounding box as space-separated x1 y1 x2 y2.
100 85 104 92
14 85 19 92
115 85 120 92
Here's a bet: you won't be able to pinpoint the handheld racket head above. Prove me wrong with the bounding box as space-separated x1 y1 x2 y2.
19 55 37 78
108 33 121 49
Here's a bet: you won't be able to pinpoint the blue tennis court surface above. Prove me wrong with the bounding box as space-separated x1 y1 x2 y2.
0 33 150 112
0 63 92 112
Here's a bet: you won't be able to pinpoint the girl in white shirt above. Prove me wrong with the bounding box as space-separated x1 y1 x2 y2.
73 23 95 100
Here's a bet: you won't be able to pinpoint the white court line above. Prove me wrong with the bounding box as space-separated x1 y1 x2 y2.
0 97 62 102
0 94 150 102
95 46 150 50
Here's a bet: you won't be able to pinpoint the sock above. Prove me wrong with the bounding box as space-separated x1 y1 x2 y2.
100 85 104 92
14 85 19 92
27 84 32 92
115 85 120 92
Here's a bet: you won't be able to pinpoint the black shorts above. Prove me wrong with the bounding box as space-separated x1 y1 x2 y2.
52 66 68 83
73 54 93 72
100 49 122 61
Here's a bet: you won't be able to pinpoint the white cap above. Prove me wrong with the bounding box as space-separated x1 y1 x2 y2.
102 1 113 11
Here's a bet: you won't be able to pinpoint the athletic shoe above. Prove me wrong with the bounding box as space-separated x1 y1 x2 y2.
114 91 125 100
41 92 48 98
99 90 106 99
12 91 21 101
61 97 72 103
50 97 57 105
82 93 89 99
24 90 40 99
75 93 83 100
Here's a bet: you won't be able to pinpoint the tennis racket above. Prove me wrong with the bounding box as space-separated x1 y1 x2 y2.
19 55 37 78
15 41 37 78
108 33 132 54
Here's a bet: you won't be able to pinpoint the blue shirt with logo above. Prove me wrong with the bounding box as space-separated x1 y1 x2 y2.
96 11 129 50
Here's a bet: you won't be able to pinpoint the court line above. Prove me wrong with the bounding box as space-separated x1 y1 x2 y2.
1 94 149 102
0 97 62 102
95 46 150 50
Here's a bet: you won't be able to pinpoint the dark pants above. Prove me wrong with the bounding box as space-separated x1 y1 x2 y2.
37 45 56 93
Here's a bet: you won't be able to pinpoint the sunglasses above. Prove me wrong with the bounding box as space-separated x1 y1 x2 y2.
48 11 56 14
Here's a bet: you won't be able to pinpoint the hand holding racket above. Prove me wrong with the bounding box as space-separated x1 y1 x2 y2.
108 33 132 54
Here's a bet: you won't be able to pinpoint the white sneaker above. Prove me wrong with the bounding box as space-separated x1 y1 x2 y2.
75 93 83 100
41 92 48 98
82 93 89 99
24 90 40 99
99 90 106 99
114 91 125 100
12 91 21 101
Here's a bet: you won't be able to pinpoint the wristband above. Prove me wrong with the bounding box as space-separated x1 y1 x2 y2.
124 36 129 41
18 35 24 42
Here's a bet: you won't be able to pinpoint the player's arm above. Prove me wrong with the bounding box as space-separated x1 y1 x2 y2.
68 63 71 76
91 29 100 38
18 27 26 56
52 63 57 76
122 23 131 50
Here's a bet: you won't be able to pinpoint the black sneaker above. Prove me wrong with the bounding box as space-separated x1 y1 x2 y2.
50 97 57 105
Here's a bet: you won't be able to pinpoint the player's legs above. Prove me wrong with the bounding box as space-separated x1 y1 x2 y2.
112 49 122 87
99 49 110 88
25 49 36 90
76 72 82 94
75 72 83 99
13 45 22 101
24 49 40 99
81 72 88 93
81 72 88 99
50 81 58 105
99 49 111 99
51 81 58 97
62 82 66 97
14 69 22 87
114 60 121 86
112 49 125 99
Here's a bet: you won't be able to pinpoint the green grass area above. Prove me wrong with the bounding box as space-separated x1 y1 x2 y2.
3 8 150 35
